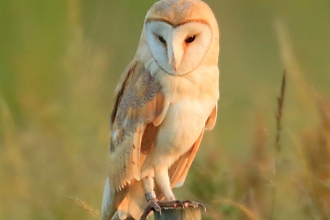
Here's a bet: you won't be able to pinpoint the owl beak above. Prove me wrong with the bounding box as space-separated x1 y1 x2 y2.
168 50 177 72
168 51 180 72
167 40 181 73
170 60 178 71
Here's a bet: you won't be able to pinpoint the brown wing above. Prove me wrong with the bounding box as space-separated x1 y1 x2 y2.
169 130 205 189
165 105 217 194
108 60 169 196
155 130 204 200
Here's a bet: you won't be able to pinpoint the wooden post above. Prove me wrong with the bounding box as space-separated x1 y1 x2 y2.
154 208 201 220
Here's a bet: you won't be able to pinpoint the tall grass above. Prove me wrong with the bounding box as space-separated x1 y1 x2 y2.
270 70 286 220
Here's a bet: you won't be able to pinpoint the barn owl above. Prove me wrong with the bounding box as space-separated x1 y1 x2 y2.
102 0 219 219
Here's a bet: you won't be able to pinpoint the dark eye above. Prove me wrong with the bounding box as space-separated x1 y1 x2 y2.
185 35 196 43
158 36 166 44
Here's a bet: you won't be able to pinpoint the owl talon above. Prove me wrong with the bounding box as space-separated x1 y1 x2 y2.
173 200 186 208
140 200 205 219
197 202 207 212
181 200 205 210
140 200 161 220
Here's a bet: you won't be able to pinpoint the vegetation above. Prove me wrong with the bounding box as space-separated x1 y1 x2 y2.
1 0 329 219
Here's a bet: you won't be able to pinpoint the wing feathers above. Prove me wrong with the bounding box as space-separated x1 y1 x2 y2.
170 157 188 187
141 123 159 154
168 104 217 189
174 130 205 188
109 63 169 195
205 104 217 130
153 94 169 126
170 130 205 189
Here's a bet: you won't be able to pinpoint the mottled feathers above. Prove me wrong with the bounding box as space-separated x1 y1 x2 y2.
109 62 169 192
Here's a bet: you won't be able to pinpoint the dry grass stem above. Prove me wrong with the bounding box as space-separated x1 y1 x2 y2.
66 196 100 218
275 71 286 152
270 71 287 220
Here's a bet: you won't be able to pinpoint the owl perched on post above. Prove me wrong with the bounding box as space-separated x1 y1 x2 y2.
102 0 219 219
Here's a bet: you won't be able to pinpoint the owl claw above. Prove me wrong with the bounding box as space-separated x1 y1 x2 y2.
140 200 161 220
140 200 205 220
197 202 207 212
181 200 206 210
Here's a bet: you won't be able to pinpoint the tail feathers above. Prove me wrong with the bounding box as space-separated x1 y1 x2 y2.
102 177 115 220
102 177 135 220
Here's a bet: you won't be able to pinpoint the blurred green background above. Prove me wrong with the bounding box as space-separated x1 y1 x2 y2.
1 0 330 219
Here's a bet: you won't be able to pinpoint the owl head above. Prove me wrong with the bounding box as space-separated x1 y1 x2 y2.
140 0 219 76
